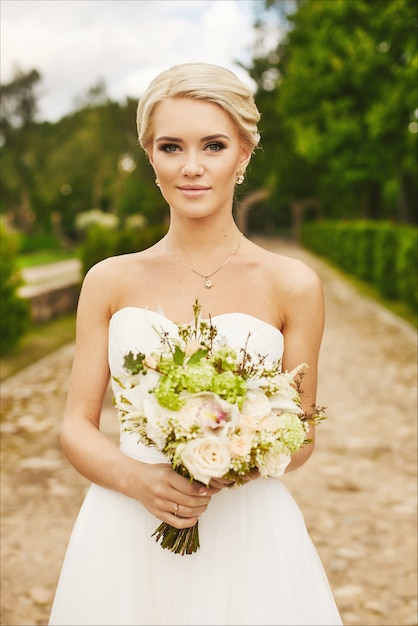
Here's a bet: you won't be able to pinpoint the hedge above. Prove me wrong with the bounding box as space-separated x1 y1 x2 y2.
0 221 31 356
301 220 417 313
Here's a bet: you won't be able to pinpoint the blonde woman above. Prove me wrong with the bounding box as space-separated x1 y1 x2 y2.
49 63 342 626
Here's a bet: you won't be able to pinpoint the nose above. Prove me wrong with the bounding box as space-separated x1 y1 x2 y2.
181 151 204 177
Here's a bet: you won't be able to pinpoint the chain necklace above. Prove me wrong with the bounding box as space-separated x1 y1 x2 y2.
165 233 243 289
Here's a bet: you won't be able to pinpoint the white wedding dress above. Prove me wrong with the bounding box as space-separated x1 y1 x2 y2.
49 307 342 626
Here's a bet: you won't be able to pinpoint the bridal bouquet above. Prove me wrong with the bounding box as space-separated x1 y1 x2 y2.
113 301 325 555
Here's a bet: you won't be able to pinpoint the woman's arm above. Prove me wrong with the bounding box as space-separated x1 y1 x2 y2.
280 260 325 473
60 260 215 528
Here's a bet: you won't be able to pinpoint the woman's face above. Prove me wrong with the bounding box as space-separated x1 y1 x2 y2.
148 97 251 220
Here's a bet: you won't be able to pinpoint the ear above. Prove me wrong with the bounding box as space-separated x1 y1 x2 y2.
238 145 252 172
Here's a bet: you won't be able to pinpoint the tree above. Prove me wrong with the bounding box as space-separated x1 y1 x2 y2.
247 0 418 223
0 67 41 137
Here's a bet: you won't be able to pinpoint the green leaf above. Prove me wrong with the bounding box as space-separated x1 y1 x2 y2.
187 348 208 365
173 346 185 365
123 351 145 374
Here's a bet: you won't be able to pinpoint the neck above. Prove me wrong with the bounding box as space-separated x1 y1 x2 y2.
165 219 241 254
164 230 243 289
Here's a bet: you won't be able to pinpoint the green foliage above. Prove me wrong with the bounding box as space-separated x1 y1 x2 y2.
77 223 167 276
246 0 417 223
19 231 63 254
0 84 166 240
1 4 417 240
396 228 418 311
0 221 31 356
301 220 417 312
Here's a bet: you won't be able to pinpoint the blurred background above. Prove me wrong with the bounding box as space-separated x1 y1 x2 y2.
1 0 416 361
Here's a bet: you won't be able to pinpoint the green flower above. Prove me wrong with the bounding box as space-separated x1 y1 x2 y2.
280 413 307 452
210 346 238 372
211 370 247 406
154 369 186 410
184 362 216 393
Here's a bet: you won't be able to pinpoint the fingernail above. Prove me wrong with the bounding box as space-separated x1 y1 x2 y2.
199 489 208 496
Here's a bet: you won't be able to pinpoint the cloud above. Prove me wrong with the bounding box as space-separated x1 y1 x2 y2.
1 0 258 121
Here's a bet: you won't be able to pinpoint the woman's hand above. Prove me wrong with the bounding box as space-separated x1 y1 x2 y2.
209 469 260 490
127 462 220 529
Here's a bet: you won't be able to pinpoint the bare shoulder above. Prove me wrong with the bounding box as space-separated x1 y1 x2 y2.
78 252 142 317
249 240 322 296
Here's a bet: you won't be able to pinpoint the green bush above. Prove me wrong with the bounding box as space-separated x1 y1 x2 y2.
396 228 418 312
373 223 399 300
20 231 63 253
0 221 31 356
301 220 417 314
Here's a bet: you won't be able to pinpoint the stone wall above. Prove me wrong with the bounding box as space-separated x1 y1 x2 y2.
22 282 80 324
19 259 82 324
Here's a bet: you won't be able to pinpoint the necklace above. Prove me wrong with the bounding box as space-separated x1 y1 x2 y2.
165 233 243 289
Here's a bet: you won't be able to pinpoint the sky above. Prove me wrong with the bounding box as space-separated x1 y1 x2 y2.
1 0 269 122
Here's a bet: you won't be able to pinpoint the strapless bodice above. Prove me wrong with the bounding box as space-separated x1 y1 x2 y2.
108 307 284 460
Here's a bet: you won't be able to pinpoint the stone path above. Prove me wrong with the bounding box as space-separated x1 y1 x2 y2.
1 238 417 626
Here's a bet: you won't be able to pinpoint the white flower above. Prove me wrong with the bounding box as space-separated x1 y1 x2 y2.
143 396 171 450
240 389 271 421
115 384 146 415
258 446 291 478
173 396 205 435
180 436 231 485
228 433 253 459
185 340 203 357
175 393 239 438
237 413 259 435
269 393 302 414
144 354 159 369
258 412 283 432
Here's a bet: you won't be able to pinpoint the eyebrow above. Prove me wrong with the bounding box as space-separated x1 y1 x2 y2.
155 133 231 143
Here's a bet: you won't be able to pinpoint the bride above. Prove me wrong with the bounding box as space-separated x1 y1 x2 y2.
49 62 342 626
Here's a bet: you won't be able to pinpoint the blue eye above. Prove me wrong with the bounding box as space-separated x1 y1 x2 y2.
160 144 179 153
206 142 225 152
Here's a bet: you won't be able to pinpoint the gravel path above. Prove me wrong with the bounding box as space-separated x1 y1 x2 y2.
1 238 416 626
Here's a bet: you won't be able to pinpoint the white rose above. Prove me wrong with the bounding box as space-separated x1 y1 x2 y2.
228 433 253 459
237 414 259 435
258 448 291 478
180 436 231 485
258 412 283 432
241 389 271 422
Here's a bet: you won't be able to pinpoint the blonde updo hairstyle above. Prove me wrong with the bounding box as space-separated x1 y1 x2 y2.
137 63 261 155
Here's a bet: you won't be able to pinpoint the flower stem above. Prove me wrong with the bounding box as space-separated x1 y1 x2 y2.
151 521 200 555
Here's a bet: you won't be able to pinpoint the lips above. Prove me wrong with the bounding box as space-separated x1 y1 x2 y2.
178 185 209 191
177 185 210 197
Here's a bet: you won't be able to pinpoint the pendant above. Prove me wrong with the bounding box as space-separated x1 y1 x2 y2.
204 278 213 289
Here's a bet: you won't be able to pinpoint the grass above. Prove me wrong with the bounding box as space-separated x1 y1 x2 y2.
17 250 76 269
0 313 76 383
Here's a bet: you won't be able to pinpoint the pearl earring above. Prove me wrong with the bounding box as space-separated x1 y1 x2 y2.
155 178 160 187
235 172 245 185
